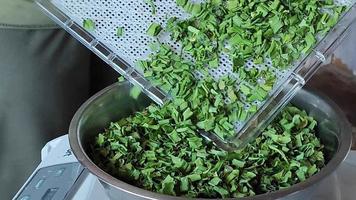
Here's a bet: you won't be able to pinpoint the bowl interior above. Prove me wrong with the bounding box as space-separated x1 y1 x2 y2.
70 82 351 200
76 83 153 154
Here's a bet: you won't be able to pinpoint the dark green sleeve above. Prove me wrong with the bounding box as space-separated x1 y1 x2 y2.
0 0 57 29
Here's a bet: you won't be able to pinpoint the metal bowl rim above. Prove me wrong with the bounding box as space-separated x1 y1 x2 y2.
69 82 352 200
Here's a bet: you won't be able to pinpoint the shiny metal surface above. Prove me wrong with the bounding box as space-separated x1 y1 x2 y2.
69 81 352 200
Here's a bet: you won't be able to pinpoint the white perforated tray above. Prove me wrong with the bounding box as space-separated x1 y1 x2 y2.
36 0 356 149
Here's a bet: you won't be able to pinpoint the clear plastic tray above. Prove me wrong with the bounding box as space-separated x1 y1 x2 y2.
36 0 356 149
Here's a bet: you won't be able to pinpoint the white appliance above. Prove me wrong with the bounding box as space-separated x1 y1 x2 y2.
13 135 356 200
13 135 108 200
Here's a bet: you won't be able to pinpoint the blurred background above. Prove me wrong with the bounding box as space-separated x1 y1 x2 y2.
307 23 356 150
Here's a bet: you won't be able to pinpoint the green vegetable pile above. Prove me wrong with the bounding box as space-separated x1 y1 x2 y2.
84 0 346 141
164 0 345 71
134 0 345 140
137 45 268 140
92 105 324 198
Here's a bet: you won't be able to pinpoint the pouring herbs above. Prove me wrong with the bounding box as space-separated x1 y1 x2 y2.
89 0 344 197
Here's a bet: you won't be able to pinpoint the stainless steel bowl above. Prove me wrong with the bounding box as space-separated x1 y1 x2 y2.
69 82 352 200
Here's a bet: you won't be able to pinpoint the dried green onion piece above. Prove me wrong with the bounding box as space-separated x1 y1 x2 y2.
147 23 162 37
116 27 124 37
130 85 142 99
83 19 95 31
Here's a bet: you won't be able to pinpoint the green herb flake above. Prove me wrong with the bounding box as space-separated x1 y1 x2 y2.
176 0 187 7
183 108 194 120
83 19 95 31
160 175 176 195
147 23 162 37
208 177 222 186
116 27 124 37
187 26 200 34
269 15 283 33
130 85 142 99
